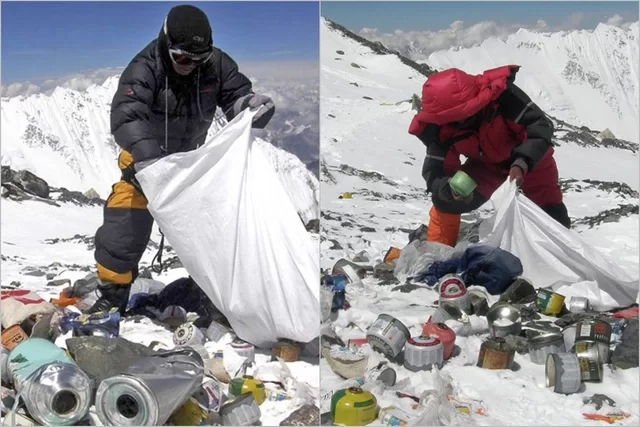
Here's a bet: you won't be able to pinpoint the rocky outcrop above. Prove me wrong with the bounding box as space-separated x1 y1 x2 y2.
1 165 104 206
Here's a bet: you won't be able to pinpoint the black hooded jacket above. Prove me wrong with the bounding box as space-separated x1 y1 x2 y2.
110 29 253 163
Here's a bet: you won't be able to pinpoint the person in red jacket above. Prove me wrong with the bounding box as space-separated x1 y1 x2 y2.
409 65 571 247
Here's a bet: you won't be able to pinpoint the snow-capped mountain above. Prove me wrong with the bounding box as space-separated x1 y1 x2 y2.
320 17 638 425
1 75 319 221
365 22 640 142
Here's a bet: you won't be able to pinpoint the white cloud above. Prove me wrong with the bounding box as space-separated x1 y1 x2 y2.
357 16 638 59
1 67 125 98
606 13 635 30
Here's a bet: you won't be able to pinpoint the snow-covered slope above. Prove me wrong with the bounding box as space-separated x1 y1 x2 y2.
1 75 319 220
425 23 640 143
320 17 639 426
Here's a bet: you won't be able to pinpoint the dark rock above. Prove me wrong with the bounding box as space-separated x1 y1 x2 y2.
66 336 159 384
336 50 345 55
23 269 46 277
352 251 370 262
338 164 398 186
341 221 354 228
553 312 610 328
69 273 101 297
11 169 50 198
360 226 376 232
611 317 639 369
45 272 56 280
305 219 320 233
328 114 336 118
349 82 359 87
1 186 7 198
518 304 542 322
391 284 423 293
9 281 21 288
504 335 529 354
469 293 490 316
334 58 342 60
583 393 616 410
328 239 343 250
362 96 373 100
403 161 413 165
573 204 638 229
324 20 436 78
44 234 95 250
46 278 71 287
350 62 361 68
373 262 396 281
500 278 537 305
51 187 104 206
279 404 320 426
378 278 401 286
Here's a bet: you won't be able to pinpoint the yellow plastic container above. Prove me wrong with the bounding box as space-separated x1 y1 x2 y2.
330 387 377 426
228 375 266 405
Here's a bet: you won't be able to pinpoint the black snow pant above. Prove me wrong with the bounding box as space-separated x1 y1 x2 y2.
94 150 154 286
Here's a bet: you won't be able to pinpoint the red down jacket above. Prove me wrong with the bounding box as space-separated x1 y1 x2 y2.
409 65 563 208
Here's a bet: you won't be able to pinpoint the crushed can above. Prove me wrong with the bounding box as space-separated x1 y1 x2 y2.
8 338 92 426
229 375 266 405
95 347 205 426
1 325 29 351
192 375 223 412
219 393 261 426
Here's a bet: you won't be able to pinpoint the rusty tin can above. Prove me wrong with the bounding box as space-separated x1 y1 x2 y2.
1 325 28 351
476 338 515 370
271 339 300 362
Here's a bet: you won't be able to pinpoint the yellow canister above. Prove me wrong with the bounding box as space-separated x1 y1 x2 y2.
168 397 208 426
330 387 377 426
536 288 565 316
228 375 266 405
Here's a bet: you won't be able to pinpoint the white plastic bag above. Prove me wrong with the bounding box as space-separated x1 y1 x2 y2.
135 108 319 347
480 179 638 309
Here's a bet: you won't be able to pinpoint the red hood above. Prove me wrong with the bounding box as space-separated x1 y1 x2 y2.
409 65 520 135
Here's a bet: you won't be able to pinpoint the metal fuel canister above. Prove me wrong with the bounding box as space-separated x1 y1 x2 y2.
330 387 377 426
228 375 266 405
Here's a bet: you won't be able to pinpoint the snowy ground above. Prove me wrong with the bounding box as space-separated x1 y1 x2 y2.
1 197 320 425
319 18 639 426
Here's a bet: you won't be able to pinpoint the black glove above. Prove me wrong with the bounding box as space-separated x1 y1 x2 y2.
232 93 276 129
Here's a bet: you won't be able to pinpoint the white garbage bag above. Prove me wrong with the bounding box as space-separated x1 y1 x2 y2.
135 108 319 347
480 179 638 310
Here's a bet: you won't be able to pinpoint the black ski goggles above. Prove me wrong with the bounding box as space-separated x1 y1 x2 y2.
168 47 213 66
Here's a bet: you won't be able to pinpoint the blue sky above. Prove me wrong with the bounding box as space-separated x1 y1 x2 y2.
1 1 319 85
321 1 639 33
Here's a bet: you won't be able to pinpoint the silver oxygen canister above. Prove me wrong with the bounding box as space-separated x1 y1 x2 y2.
366 314 411 359
568 296 590 313
173 322 206 347
528 333 567 365
8 338 92 426
545 353 581 394
219 393 261 426
95 347 205 426
230 339 255 364
403 336 444 372
438 274 470 312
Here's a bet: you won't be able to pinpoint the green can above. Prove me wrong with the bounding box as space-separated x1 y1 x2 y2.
535 288 565 316
449 171 477 198
330 387 377 426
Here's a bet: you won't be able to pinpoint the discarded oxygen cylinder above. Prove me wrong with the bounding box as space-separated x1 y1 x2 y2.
7 338 92 426
95 347 205 426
